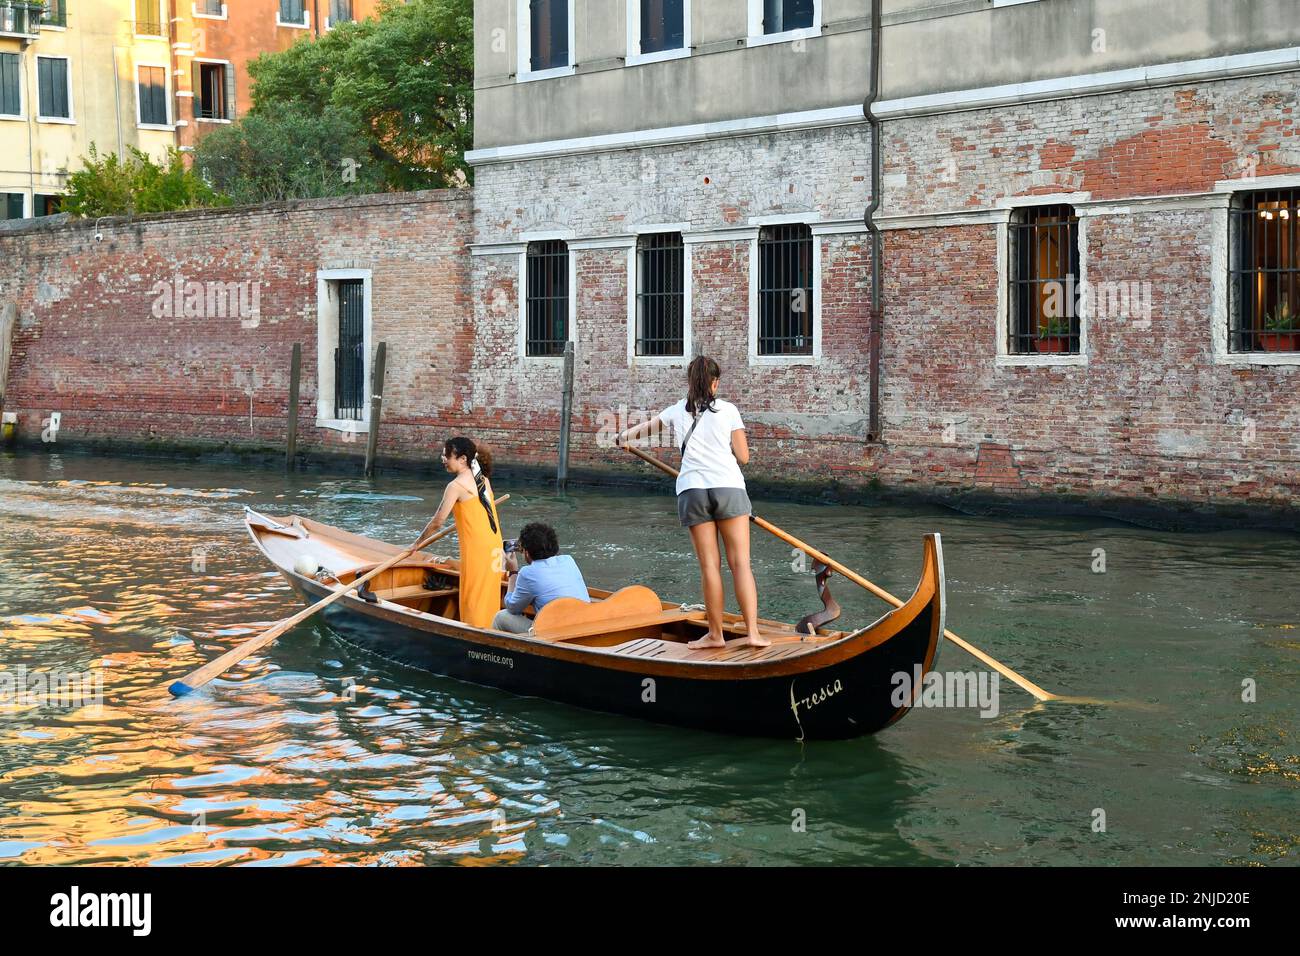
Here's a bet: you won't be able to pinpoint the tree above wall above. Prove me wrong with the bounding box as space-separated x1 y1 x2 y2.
198 0 474 199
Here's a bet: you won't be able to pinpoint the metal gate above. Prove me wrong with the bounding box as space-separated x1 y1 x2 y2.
333 280 365 420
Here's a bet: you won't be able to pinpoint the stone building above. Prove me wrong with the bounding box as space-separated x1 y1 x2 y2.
465 0 1300 512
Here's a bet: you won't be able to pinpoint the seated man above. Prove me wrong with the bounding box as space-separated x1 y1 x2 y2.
492 522 590 634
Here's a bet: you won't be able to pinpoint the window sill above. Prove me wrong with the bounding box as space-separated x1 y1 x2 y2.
1214 351 1300 366
316 418 369 434
195 117 233 124
516 64 576 84
630 353 690 366
0 113 25 122
996 353 1087 367
276 17 310 30
626 47 691 67
134 34 168 42
37 116 76 125
137 123 174 132
746 25 823 48
193 3 228 19
40 24 67 32
749 353 819 366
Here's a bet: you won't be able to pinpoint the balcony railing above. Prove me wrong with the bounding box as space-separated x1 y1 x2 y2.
0 1 46 38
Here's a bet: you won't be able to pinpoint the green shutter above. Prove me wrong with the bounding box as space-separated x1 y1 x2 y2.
223 63 236 119
0 54 19 116
5 194 24 220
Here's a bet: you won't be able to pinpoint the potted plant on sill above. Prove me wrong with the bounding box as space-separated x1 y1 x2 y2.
1035 317 1072 354
1259 302 1299 352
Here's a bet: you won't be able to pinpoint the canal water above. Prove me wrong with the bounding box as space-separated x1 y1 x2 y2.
0 450 1295 866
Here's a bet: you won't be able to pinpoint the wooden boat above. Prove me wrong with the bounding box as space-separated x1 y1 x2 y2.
244 509 946 741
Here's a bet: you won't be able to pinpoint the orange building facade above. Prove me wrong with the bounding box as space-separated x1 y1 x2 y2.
171 1 384 153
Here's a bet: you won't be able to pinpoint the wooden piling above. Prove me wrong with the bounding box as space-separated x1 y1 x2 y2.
557 340 575 493
285 343 301 472
0 303 14 445
364 341 387 478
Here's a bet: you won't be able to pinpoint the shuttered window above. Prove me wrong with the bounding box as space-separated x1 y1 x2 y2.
36 57 70 120
529 0 569 72
194 62 236 120
640 0 685 54
138 66 168 126
135 0 164 36
0 53 20 117
4 194 24 220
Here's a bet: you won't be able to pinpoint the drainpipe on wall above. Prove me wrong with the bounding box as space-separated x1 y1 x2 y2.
862 0 883 443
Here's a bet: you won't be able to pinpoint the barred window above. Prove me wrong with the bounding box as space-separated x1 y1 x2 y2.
1009 205 1080 355
763 0 814 34
635 232 685 356
530 0 570 72
1230 189 1299 353
526 240 569 357
757 224 814 356
330 0 354 25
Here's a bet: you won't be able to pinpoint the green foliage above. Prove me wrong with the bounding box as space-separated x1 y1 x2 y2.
245 0 473 191
193 102 383 205
62 145 225 218
1263 301 1296 331
1038 316 1071 337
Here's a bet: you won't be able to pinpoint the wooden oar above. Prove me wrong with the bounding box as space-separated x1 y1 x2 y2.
168 495 509 697
622 443 1059 702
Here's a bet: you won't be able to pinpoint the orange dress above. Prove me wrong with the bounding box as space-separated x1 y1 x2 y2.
452 487 504 629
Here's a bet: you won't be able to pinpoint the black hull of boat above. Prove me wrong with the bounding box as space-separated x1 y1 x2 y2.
290 576 943 741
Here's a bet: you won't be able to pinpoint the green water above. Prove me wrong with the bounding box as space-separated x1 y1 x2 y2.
0 451 1295 866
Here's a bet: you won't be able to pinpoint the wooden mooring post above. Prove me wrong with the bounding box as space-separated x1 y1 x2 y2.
0 303 16 444
557 340 575 493
364 341 387 478
285 343 301 472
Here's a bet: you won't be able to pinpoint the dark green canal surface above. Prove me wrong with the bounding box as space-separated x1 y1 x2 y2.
0 451 1295 866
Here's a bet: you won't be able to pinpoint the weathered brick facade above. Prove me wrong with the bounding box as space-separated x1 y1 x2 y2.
0 191 473 462
2 72 1299 522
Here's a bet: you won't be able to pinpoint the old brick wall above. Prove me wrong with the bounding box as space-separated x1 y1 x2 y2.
0 190 473 463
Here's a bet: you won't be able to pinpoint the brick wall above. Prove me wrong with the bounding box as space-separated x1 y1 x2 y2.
0 191 473 463
3 71 1300 520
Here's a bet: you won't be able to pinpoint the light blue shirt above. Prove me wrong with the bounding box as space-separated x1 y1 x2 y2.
505 554 590 615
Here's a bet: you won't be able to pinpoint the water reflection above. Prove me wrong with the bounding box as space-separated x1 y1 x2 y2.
0 452 1296 865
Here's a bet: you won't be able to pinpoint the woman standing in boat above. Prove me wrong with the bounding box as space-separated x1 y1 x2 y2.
412 437 504 629
617 356 766 649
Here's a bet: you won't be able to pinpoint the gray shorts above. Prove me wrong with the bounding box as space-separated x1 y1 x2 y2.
677 487 752 528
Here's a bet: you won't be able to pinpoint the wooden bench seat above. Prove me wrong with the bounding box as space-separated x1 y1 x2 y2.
531 585 703 643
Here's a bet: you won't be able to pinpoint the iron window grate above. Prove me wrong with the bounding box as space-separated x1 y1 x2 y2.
334 280 365 421
1230 189 1299 353
526 240 569 357
758 223 814 356
636 232 685 356
1008 205 1081 355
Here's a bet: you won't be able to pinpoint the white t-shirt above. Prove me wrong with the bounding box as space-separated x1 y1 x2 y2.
657 398 747 495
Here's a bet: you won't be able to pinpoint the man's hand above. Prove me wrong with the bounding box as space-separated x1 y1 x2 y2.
505 553 520 575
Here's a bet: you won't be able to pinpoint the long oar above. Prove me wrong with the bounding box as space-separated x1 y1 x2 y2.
169 495 509 697
622 444 1059 702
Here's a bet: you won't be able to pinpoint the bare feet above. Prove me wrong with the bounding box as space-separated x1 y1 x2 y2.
742 632 771 648
687 633 727 649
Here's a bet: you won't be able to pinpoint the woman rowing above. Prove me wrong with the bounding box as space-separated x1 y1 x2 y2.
617 356 767 648
412 437 503 629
